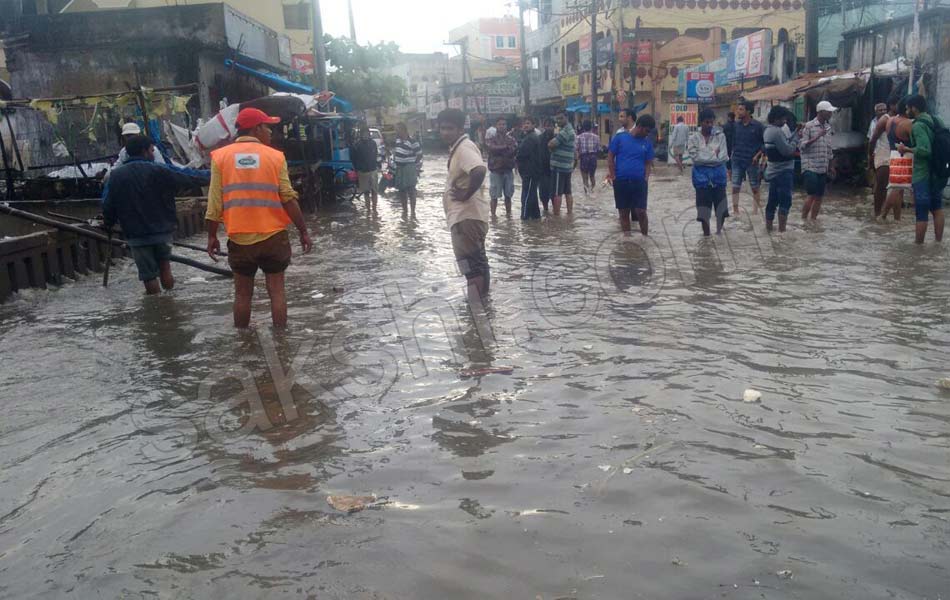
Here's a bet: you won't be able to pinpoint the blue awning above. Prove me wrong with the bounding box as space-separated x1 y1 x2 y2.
224 59 353 113
566 102 611 114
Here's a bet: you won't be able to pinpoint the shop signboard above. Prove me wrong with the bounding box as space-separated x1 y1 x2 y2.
726 30 772 82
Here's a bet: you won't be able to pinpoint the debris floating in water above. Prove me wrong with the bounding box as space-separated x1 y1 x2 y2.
598 465 612 472
460 366 515 378
776 569 793 579
936 378 950 390
327 494 377 513
743 389 762 403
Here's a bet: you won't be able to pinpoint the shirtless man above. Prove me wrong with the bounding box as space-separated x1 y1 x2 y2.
869 96 913 221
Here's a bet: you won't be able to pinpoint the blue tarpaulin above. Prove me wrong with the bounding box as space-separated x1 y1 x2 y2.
224 59 353 113
565 99 612 114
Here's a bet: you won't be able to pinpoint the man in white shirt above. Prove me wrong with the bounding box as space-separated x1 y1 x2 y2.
669 116 690 175
116 122 165 165
438 108 491 301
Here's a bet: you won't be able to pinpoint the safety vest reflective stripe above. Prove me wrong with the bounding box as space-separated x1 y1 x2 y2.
222 198 285 210
222 183 281 194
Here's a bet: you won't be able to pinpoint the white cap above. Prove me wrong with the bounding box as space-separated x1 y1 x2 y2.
816 101 838 113
121 122 142 136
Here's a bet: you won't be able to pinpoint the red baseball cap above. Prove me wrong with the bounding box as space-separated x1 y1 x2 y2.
235 108 281 130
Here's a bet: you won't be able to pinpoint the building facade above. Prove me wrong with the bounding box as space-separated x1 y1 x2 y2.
525 0 806 135
840 6 950 120
449 17 523 66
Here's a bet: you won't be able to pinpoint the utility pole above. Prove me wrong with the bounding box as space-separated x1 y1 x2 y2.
805 0 818 73
311 0 329 91
909 0 921 94
630 16 641 109
347 0 357 43
461 38 470 113
519 0 531 114
590 0 598 132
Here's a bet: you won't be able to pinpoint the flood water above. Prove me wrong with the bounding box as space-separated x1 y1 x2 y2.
1 156 949 599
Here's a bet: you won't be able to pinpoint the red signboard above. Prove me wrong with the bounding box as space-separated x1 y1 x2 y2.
292 53 315 75
621 41 653 64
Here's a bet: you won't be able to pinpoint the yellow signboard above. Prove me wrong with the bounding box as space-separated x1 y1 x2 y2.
561 75 580 97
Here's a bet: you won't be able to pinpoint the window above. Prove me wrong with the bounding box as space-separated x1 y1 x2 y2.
508 36 517 48
496 36 505 49
283 2 311 30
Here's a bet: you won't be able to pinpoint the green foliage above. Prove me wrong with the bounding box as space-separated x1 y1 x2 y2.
323 35 407 110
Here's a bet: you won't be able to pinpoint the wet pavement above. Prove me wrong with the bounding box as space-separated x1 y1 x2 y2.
1 156 949 599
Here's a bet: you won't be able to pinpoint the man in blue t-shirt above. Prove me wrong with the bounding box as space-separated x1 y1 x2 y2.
608 113 655 234
730 100 765 216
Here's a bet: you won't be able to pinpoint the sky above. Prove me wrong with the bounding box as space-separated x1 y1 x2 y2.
319 0 516 55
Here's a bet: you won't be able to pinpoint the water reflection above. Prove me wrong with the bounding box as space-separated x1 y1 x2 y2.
1 158 949 599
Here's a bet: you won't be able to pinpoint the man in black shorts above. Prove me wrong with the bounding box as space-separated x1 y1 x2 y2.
607 114 655 234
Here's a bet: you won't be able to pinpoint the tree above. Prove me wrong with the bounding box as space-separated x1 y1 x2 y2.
324 36 407 111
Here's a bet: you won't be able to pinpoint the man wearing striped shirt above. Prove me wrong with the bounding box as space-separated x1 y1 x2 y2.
548 112 576 215
393 122 423 215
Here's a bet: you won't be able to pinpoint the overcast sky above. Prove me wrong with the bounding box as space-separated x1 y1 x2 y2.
319 0 517 55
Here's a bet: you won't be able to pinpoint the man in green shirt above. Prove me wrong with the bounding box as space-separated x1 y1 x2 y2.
547 112 576 215
897 95 946 244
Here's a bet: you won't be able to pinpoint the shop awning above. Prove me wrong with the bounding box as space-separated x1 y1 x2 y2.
566 102 612 114
224 59 353 113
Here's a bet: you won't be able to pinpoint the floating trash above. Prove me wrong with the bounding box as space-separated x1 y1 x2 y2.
743 389 762 403
327 494 377 513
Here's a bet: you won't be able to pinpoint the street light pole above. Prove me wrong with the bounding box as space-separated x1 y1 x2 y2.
519 0 532 114
311 0 329 91
590 0 598 132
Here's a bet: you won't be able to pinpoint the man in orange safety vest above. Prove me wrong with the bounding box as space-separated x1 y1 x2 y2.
206 108 313 328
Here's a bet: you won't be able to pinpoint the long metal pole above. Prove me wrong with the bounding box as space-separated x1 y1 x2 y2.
0 204 234 278
591 0 598 131
347 0 357 42
909 0 920 95
312 0 329 91
461 38 470 113
805 0 818 73
519 0 531 114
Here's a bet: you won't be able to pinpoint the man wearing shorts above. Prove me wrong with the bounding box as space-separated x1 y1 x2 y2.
206 108 313 328
352 126 380 213
799 100 837 221
730 101 765 216
103 134 206 294
576 120 600 194
439 108 491 301
608 113 655 234
897 95 947 244
548 111 576 215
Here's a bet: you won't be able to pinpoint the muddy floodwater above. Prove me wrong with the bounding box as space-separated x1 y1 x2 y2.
1 156 949 599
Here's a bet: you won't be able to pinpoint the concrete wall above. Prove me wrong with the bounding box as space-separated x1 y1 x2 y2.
841 9 950 118
4 4 273 168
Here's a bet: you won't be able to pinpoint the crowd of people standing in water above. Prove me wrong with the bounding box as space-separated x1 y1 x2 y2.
101 98 947 329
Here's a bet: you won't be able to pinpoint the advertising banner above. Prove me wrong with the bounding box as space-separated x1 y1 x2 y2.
686 72 715 104
726 30 771 81
291 53 315 75
561 75 581 96
579 35 592 72
596 34 614 67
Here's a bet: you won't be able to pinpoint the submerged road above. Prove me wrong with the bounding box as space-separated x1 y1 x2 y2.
1 156 949 599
